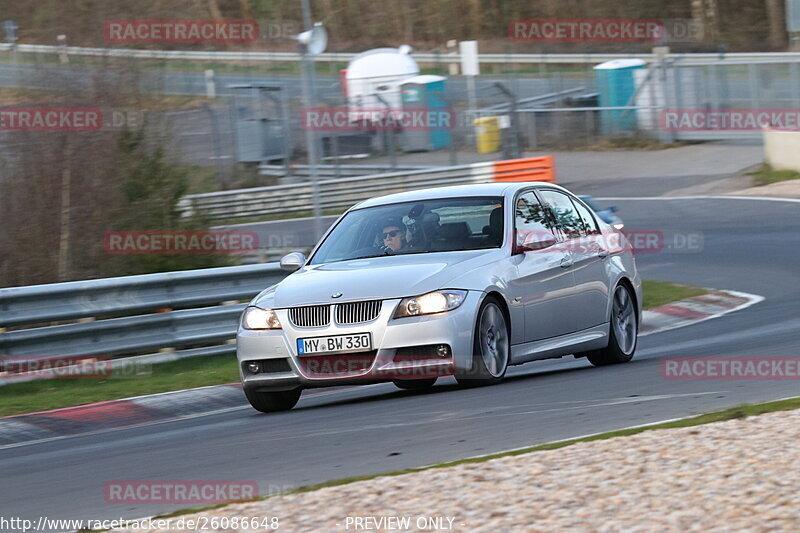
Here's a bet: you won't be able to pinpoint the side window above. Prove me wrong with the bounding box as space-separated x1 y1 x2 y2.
538 190 583 239
514 192 555 247
571 197 600 235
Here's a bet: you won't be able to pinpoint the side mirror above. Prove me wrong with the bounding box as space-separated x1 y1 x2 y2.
513 231 558 254
608 206 618 213
280 252 306 272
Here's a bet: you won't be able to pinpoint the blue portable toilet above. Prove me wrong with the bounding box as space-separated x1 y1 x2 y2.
400 75 452 151
593 59 645 135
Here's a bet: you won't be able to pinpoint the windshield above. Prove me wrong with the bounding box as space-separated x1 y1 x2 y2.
309 196 505 265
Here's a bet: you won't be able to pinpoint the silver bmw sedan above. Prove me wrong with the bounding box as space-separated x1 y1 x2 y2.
237 182 642 412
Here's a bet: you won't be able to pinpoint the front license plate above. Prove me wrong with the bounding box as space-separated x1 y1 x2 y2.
297 333 372 355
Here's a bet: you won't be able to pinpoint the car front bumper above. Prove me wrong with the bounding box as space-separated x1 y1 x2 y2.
237 292 482 391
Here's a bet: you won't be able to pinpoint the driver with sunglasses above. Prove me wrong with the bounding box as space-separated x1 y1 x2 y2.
379 220 410 253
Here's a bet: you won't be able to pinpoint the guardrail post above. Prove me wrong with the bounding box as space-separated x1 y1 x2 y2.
204 69 216 98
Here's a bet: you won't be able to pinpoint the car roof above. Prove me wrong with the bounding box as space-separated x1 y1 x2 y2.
352 181 572 210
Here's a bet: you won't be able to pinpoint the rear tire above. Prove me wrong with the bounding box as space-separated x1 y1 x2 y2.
456 296 510 387
393 378 437 390
584 283 638 367
244 388 301 413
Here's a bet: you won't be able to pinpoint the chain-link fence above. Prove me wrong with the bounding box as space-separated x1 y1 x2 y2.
0 45 791 185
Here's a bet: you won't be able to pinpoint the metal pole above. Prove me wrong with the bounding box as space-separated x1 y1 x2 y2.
661 57 675 143
202 102 225 189
791 62 800 109
58 138 72 281
280 86 291 177
300 0 323 240
748 63 761 109
466 75 477 148
494 82 521 159
387 128 397 168
332 132 341 178
373 93 397 169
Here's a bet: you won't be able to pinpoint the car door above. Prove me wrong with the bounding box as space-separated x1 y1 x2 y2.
568 195 613 330
507 190 577 343
538 189 608 332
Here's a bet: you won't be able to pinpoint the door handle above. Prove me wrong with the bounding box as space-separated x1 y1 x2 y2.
560 258 573 268
586 242 608 259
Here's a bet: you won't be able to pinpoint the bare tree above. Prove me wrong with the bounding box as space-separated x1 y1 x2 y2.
691 0 721 43
764 0 788 49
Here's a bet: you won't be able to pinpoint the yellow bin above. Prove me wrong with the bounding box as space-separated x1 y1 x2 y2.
474 116 502 153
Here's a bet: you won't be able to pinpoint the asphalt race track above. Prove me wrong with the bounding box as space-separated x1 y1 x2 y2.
1 196 798 528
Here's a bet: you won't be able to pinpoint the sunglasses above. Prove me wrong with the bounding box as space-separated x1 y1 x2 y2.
382 230 402 239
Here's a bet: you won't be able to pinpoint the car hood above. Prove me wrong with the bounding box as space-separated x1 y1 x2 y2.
253 250 502 308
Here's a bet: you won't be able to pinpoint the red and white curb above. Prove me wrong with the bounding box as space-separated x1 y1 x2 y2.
0 288 763 449
0 383 365 450
640 289 764 336
0 383 247 449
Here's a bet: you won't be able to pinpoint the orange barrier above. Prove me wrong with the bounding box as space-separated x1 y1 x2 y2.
492 156 555 183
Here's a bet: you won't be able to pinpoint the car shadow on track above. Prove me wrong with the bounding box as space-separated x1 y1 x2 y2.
282 359 640 413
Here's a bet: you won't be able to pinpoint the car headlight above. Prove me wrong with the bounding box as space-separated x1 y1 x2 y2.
394 290 467 318
242 306 282 330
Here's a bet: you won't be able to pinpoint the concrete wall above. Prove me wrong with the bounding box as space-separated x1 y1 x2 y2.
764 129 800 171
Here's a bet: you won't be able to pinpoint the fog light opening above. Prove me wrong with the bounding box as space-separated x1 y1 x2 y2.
436 344 450 358
246 361 261 374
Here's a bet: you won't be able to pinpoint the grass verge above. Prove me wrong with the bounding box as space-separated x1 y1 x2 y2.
0 354 238 417
641 280 705 309
3 280 705 418
748 163 800 186
128 396 800 525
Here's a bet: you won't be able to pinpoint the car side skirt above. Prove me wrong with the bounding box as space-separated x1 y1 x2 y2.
509 323 609 365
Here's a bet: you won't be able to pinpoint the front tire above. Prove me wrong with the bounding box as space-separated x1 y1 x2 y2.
456 296 510 386
244 388 301 413
585 283 638 366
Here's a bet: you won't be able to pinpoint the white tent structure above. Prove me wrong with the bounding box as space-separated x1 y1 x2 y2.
345 45 419 121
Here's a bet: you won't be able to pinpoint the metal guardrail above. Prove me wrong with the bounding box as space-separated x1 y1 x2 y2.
0 263 285 327
1 305 244 358
258 163 434 177
3 43 800 66
179 163 496 220
0 264 288 365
